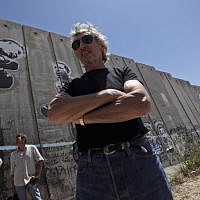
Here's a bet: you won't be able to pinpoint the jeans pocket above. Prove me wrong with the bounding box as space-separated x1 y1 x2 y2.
131 144 156 159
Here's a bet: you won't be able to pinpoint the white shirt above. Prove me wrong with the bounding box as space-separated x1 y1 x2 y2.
10 144 44 186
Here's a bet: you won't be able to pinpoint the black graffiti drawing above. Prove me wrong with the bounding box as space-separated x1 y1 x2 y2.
46 165 67 183
144 121 163 155
40 61 73 117
0 39 25 89
53 61 73 93
153 119 174 152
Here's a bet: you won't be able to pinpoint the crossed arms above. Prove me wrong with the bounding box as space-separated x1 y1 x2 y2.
48 80 151 125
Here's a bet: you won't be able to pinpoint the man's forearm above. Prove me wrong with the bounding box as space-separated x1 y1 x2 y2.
84 92 151 124
48 89 125 124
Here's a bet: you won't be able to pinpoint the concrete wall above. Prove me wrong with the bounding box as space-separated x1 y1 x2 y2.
0 19 200 199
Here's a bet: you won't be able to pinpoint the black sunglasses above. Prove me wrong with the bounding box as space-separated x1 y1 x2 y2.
72 34 94 50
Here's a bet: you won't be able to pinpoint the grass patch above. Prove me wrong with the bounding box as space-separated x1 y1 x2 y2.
170 146 200 186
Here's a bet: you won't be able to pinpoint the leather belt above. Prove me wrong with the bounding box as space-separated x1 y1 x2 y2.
80 140 147 156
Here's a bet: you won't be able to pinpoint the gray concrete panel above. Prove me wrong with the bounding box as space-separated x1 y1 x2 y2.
111 56 177 166
0 19 41 199
158 71 193 129
122 58 165 121
157 72 200 157
23 26 76 199
165 74 199 127
179 80 200 124
0 19 38 144
136 63 183 130
23 25 73 143
111 55 165 123
190 85 200 112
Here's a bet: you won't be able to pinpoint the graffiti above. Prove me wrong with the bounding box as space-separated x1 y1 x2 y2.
46 165 76 200
40 103 48 117
43 144 77 198
144 119 180 166
0 39 25 89
40 61 73 117
145 118 200 160
153 119 174 152
144 121 163 155
53 61 73 93
46 164 76 183
48 180 75 200
43 144 72 164
45 152 71 165
170 126 199 157
46 166 67 182
0 119 14 131
43 145 76 181
144 119 174 155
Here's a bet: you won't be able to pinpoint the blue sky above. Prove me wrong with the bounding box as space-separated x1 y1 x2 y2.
1 0 199 85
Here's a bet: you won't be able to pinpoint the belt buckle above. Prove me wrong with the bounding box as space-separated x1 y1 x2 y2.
103 144 116 155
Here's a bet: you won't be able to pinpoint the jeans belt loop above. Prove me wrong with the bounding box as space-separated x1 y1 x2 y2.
126 141 131 148
87 149 92 166
124 141 131 155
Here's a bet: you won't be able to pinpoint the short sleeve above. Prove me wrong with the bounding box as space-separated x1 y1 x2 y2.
32 145 44 162
123 66 138 82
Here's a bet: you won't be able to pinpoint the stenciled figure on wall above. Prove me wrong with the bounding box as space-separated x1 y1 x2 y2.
53 61 73 93
154 119 174 152
40 61 73 117
0 39 25 89
144 121 163 155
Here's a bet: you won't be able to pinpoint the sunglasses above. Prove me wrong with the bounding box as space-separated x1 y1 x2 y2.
72 34 94 50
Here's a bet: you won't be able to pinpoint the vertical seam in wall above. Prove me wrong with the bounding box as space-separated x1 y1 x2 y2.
22 25 52 198
164 74 199 136
135 63 170 131
22 25 42 146
49 33 76 138
134 63 178 163
182 83 200 125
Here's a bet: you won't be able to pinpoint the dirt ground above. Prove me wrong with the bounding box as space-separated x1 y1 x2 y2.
172 174 200 200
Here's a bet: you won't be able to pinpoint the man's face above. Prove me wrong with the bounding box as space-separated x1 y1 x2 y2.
73 33 103 66
16 136 26 149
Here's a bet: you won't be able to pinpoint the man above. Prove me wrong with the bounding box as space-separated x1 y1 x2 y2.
10 133 44 200
48 23 173 200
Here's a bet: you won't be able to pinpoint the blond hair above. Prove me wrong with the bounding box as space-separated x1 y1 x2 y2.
70 22 109 63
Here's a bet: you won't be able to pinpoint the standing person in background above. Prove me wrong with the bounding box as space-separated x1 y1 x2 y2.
48 22 173 200
10 133 44 200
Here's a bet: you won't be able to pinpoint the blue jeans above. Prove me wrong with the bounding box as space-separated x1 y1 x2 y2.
75 136 173 200
15 182 42 200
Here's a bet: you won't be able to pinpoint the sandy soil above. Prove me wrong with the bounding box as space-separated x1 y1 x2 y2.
172 174 200 200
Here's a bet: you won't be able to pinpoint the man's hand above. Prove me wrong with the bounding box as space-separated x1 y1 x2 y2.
49 92 69 107
29 175 40 185
48 88 126 124
98 88 125 99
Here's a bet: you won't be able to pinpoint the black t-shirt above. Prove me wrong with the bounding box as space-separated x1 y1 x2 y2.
66 66 148 151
